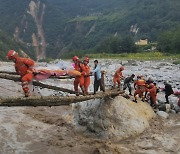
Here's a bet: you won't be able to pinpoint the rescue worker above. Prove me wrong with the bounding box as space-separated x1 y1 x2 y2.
83 56 90 95
72 56 85 96
7 50 35 97
91 60 105 94
134 75 146 103
148 83 157 108
145 77 154 99
113 66 124 89
163 81 174 104
123 74 135 95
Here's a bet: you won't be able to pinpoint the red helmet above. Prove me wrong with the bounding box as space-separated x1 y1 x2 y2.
120 66 124 71
149 83 154 88
72 56 79 61
7 50 18 60
84 57 89 62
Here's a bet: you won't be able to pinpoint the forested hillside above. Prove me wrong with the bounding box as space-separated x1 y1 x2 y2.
0 0 179 60
0 30 33 60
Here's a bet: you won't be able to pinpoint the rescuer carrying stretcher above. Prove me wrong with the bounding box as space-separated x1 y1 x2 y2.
7 50 35 97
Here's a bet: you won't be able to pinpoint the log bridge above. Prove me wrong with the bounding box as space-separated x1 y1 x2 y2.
0 72 125 106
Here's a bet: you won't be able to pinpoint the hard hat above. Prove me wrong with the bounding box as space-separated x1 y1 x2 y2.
72 56 79 61
83 57 89 62
149 83 154 88
7 50 18 60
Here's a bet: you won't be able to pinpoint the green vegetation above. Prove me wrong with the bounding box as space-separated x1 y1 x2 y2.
157 27 180 54
96 35 136 53
0 0 180 59
86 52 180 61
69 16 98 22
0 30 34 60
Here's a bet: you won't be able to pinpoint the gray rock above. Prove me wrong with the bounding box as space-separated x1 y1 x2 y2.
165 104 171 113
156 111 169 119
170 110 176 114
72 96 155 141
174 106 180 113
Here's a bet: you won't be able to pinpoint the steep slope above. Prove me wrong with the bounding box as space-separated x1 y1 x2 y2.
0 0 179 59
0 30 33 60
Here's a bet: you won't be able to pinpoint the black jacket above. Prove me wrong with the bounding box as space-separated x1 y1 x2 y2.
165 83 173 95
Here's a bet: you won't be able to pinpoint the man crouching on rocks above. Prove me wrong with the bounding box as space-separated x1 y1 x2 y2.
7 50 35 97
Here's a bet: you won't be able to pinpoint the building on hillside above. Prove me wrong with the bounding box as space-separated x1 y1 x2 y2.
135 39 148 45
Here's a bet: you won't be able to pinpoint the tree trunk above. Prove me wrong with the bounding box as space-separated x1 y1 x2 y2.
0 91 124 106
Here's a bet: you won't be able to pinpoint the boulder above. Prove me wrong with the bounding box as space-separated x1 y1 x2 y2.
72 96 155 141
156 111 169 119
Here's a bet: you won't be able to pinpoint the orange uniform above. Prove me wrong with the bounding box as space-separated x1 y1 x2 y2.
134 79 146 102
148 86 157 106
74 63 85 95
83 64 90 95
7 50 35 97
15 57 34 96
113 67 124 88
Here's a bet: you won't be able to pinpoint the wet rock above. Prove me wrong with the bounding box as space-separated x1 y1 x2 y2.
174 106 180 113
165 104 171 113
170 110 176 114
127 60 138 66
158 62 172 67
156 111 169 119
73 96 155 141
158 104 166 112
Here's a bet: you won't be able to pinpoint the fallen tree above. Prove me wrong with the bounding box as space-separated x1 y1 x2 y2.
0 73 78 94
0 91 124 106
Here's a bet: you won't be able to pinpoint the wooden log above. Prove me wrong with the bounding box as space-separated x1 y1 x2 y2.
32 81 79 94
0 91 124 106
0 73 79 94
0 71 17 75
0 73 20 81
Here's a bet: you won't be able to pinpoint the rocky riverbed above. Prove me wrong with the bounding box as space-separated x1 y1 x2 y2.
0 60 179 154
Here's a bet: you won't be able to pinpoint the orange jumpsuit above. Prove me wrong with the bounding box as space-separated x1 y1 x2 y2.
74 63 85 95
15 57 35 96
83 64 90 95
148 86 157 107
134 79 146 101
113 69 123 87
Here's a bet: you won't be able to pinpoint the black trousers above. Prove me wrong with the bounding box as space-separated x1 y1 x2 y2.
165 94 171 103
123 83 132 94
94 79 104 94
